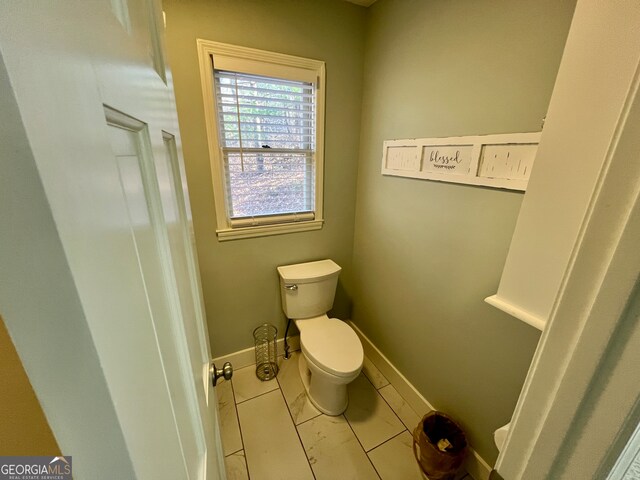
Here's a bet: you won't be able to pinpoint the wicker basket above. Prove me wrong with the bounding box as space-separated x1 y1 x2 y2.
412 411 467 480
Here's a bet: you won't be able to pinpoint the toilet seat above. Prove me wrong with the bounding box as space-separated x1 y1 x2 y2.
298 317 363 378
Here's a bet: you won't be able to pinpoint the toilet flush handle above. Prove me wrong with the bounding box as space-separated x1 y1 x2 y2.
284 284 298 291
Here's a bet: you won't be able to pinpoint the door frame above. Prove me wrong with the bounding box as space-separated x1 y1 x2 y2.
495 1 640 478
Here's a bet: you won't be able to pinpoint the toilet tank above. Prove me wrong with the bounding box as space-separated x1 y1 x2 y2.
277 259 341 319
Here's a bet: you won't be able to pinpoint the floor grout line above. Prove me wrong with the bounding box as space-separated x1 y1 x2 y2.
275 355 322 427
234 384 279 406
365 428 408 453
360 370 412 439
229 358 436 480
364 370 389 392
277 385 318 480
225 447 243 458
375 380 420 433
294 409 323 428
228 379 250 480
341 413 383 480
365 360 470 480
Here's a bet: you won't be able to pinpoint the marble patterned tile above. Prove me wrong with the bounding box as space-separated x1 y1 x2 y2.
232 364 279 404
369 430 468 480
225 450 249 480
378 384 421 432
362 356 389 389
297 414 379 480
237 390 314 480
368 431 424 480
345 373 405 451
217 378 243 456
276 352 321 425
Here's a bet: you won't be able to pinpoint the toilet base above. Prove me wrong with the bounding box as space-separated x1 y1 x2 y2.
298 354 349 416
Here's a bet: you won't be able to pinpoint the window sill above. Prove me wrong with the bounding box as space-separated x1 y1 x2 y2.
216 219 323 241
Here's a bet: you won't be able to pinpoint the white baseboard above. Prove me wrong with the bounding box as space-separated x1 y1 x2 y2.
348 321 493 480
213 335 301 369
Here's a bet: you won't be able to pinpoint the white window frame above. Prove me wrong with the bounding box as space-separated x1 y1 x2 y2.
196 39 326 241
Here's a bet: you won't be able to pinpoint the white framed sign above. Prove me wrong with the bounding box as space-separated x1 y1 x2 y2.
381 132 541 191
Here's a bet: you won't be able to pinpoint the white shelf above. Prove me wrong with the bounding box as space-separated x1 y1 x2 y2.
484 294 546 331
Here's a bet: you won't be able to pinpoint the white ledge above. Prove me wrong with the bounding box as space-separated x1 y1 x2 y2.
216 219 323 241
484 294 546 331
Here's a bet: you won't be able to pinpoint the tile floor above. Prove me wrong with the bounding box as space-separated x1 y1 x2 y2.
218 351 470 480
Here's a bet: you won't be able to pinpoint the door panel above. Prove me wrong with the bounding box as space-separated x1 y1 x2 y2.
158 132 207 380
158 130 225 478
107 113 205 479
0 1 223 478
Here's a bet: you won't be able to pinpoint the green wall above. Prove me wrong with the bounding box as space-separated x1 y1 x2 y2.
352 0 575 463
163 0 366 356
164 0 576 465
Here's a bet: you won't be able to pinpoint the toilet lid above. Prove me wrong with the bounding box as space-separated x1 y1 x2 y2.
300 318 363 377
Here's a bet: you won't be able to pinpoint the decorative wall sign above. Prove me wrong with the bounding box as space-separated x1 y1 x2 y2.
385 146 420 171
422 145 474 175
381 132 541 191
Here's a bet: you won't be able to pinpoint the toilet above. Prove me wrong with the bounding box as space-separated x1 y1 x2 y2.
277 259 363 415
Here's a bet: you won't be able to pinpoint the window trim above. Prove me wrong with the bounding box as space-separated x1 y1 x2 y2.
196 39 325 241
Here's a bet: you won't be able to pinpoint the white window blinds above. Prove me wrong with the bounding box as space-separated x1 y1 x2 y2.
214 69 317 226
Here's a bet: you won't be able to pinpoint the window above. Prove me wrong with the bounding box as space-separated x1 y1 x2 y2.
197 40 325 240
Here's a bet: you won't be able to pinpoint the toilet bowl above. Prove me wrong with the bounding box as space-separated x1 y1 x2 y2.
295 315 363 415
278 260 364 415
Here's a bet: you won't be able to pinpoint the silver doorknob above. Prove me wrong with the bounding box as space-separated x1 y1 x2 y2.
210 361 233 387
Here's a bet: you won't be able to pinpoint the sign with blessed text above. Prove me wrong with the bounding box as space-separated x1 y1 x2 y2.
381 132 541 191
422 145 474 175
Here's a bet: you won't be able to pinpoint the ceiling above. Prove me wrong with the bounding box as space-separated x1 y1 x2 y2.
342 0 377 7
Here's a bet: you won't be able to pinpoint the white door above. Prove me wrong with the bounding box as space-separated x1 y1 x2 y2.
0 1 225 479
